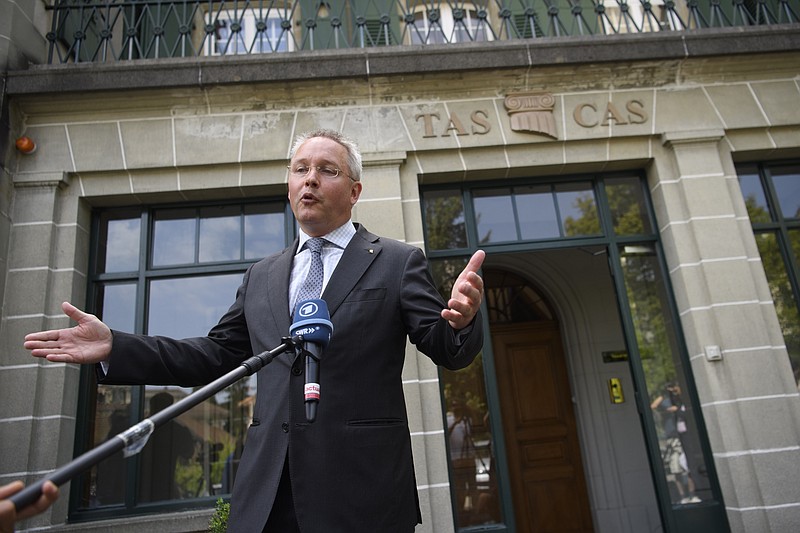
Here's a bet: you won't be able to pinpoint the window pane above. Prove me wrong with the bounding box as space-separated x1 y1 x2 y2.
146 273 254 500
619 245 709 505
92 385 136 507
153 209 196 266
199 205 241 263
137 388 199 502
87 282 138 509
443 354 502 527
424 190 468 250
771 165 800 219
757 231 800 386
605 177 652 236
264 17 290 52
474 188 517 244
244 203 285 259
429 257 468 299
465 9 490 42
413 11 446 44
430 257 502 527
148 273 243 338
737 167 772 223
514 185 559 240
98 212 140 273
98 283 137 333
557 183 601 237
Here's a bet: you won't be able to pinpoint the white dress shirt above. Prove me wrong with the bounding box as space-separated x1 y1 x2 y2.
288 221 356 314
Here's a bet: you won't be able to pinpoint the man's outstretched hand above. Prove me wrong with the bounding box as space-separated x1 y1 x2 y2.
24 302 113 365
442 250 486 330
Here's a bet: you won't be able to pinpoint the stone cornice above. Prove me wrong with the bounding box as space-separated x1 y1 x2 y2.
7 25 800 96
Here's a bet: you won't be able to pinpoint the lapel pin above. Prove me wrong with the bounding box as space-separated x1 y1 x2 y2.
369 249 374 254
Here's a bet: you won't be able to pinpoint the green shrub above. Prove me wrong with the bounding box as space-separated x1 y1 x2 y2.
208 498 230 532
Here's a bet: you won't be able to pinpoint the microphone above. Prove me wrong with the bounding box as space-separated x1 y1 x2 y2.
290 299 333 422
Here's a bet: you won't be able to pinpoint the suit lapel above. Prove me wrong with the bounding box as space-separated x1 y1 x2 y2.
323 224 381 317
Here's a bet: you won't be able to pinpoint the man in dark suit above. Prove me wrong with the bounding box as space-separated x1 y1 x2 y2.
25 129 485 532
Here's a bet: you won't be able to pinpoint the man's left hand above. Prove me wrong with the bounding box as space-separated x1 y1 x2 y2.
442 250 486 330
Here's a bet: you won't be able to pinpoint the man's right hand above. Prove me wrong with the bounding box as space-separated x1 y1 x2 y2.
24 302 112 364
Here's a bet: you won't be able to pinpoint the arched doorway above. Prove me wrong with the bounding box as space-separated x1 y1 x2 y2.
485 269 594 533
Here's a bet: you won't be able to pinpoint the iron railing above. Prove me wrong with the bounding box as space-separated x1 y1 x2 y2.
45 0 800 63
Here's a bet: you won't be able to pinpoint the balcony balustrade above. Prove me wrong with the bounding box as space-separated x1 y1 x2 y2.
42 0 800 63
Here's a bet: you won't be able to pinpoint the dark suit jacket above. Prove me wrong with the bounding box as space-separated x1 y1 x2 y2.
101 224 483 532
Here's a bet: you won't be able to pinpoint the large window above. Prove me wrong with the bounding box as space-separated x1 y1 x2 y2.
73 200 291 519
737 161 800 387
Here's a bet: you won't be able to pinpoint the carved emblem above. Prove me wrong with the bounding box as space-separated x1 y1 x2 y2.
504 92 558 139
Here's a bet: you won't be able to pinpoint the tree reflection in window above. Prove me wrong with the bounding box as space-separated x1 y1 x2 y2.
737 162 800 386
423 189 468 250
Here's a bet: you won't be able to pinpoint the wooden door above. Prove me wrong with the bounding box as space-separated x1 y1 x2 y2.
492 322 593 532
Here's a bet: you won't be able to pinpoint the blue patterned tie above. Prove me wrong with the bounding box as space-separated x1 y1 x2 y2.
294 237 325 317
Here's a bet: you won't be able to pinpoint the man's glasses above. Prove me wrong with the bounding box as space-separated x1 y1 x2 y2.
288 164 354 180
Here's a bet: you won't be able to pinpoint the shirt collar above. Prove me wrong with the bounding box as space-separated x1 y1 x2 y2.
297 220 356 253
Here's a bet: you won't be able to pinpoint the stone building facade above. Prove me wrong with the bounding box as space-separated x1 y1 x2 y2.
2 2 800 532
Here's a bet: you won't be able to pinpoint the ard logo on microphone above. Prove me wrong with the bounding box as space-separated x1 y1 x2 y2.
298 301 319 317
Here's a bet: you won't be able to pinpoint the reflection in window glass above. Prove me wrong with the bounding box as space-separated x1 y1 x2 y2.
429 257 468 299
137 387 199 502
146 273 253 503
515 185 559 240
153 209 196 266
771 165 800 219
756 232 800 385
737 161 800 388
474 189 516 244
148 274 243 338
92 384 135 507
244 204 285 260
424 190 468 250
98 283 137 333
199 205 241 263
430 258 502 528
442 354 501 528
557 183 601 237
737 167 771 223
605 177 652 235
102 217 141 273
87 282 138 509
619 245 709 505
